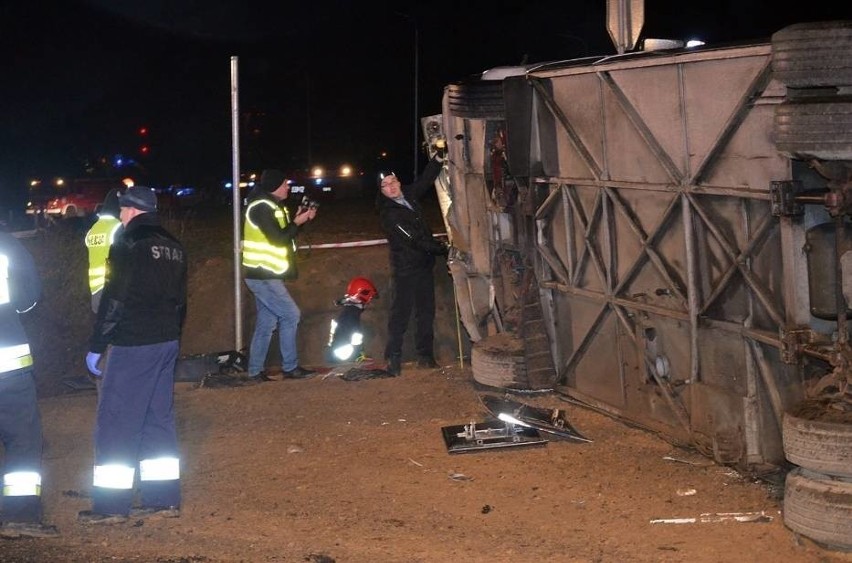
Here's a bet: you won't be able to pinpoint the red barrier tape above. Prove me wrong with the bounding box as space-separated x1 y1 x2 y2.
298 233 447 250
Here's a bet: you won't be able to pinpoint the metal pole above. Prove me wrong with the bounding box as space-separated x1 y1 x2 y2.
393 12 420 180
455 286 465 371
306 73 312 166
230 56 243 352
682 193 699 385
835 214 848 345
413 23 419 180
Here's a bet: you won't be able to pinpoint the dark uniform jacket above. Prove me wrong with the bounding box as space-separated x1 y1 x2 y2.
243 188 300 281
90 213 187 353
0 232 40 374
376 157 447 277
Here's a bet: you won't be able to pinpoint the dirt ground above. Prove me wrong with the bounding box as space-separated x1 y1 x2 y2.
3 195 851 562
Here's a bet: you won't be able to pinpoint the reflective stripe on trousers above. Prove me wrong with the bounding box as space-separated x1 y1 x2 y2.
3 471 41 497
140 457 180 481
93 464 135 489
91 458 180 488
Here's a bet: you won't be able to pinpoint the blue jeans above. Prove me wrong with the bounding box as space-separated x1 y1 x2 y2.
244 278 301 375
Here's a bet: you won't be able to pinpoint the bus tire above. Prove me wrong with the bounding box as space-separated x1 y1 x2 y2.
772 21 852 88
774 97 852 160
446 81 505 119
783 409 852 478
471 335 528 390
783 468 852 551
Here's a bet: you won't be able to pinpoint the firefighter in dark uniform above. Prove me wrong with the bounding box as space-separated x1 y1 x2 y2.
326 277 379 364
0 231 59 538
79 186 187 524
376 155 448 376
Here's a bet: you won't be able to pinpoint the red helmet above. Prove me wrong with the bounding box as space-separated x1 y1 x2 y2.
346 277 379 305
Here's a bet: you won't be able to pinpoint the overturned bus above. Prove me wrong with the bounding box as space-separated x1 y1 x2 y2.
426 18 852 550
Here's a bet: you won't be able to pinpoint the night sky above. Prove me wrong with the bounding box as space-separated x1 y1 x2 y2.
1 0 850 206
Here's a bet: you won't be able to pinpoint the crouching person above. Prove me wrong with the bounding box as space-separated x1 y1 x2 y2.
79 186 187 524
0 231 59 538
326 277 379 364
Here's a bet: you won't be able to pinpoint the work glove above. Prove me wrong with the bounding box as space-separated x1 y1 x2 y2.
86 352 103 377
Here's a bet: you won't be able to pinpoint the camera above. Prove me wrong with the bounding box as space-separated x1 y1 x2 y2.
299 196 320 211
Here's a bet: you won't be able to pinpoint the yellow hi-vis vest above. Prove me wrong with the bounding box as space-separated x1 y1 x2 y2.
242 199 294 275
0 253 33 373
85 215 122 294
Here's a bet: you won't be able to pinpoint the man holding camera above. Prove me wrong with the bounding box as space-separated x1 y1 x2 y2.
242 169 318 383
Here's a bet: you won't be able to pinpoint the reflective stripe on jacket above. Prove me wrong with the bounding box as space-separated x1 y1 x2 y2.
0 242 38 374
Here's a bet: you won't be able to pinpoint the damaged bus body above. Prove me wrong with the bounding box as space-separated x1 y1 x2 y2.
428 16 852 548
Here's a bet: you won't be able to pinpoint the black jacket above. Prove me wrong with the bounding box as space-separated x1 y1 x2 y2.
90 213 187 353
376 157 447 276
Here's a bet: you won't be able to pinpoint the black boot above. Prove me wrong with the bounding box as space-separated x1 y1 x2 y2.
417 355 439 369
386 355 402 376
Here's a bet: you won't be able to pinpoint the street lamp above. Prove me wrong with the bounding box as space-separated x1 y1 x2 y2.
394 12 419 180
413 22 419 180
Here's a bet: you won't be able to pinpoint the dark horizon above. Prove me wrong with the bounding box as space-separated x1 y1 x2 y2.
1 0 850 209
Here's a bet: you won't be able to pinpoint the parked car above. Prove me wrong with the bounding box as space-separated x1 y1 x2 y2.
156 184 204 214
286 162 364 202
221 162 364 207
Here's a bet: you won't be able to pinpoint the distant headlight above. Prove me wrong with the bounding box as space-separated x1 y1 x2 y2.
340 165 352 177
311 167 324 178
